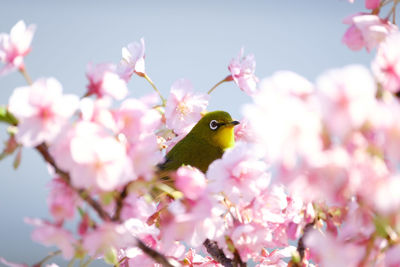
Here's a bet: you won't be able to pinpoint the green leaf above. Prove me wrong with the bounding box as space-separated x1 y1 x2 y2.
104 247 119 266
0 106 18 125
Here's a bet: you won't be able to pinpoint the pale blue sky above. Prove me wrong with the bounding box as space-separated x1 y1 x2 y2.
0 0 371 265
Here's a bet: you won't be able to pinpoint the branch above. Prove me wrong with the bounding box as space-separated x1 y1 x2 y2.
136 238 179 267
112 182 130 221
35 143 112 221
203 239 234 267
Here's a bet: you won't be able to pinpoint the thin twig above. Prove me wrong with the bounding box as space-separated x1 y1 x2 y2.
143 73 166 106
19 67 33 85
207 75 232 95
33 250 61 267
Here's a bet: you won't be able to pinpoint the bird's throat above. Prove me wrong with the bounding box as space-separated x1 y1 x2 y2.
213 126 235 150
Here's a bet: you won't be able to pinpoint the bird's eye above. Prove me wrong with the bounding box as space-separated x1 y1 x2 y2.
209 120 219 130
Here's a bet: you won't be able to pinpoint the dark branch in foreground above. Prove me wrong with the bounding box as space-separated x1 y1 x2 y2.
136 238 179 267
203 239 234 267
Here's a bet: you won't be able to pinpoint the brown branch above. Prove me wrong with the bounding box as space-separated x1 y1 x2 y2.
136 238 179 267
232 249 246 267
35 143 112 221
290 222 315 267
112 182 130 221
203 239 234 267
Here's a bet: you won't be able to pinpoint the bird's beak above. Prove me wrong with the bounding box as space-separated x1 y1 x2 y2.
229 121 240 126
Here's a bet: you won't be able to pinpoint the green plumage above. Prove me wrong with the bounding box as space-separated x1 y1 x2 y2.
158 110 239 173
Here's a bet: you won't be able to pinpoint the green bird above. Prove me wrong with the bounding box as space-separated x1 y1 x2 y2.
158 110 240 174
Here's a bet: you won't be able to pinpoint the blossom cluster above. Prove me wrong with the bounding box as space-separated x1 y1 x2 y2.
1 0 400 266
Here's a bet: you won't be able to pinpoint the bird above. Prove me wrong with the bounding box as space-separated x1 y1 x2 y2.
158 110 239 174
154 110 239 197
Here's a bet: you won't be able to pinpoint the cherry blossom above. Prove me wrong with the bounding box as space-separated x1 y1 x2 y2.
174 166 207 201
121 38 146 77
228 48 259 95
165 78 209 135
25 218 75 259
365 0 380 9
342 13 397 52
0 20 35 75
243 72 322 167
8 77 79 147
47 177 80 222
372 32 400 93
86 62 128 100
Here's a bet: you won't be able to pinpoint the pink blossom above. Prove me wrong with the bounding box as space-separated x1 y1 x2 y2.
69 122 132 191
0 258 28 267
164 79 209 135
80 97 116 131
50 121 133 191
342 13 397 52
83 222 134 257
316 65 376 139
372 32 400 93
161 196 220 248
228 48 259 95
207 143 270 205
184 249 223 266
120 193 157 221
114 97 162 180
174 166 207 200
0 20 35 75
25 218 75 259
255 247 296 267
365 0 380 9
385 245 400 267
8 77 79 147
86 62 128 100
305 229 364 267
234 118 258 143
47 177 80 222
121 38 146 77
243 72 322 167
114 97 162 142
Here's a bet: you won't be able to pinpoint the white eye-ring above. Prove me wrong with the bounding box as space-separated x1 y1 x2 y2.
209 120 219 130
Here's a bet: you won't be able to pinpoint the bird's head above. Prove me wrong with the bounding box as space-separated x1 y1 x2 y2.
190 110 239 150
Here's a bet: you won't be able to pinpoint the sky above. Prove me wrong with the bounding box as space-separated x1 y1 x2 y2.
0 0 372 265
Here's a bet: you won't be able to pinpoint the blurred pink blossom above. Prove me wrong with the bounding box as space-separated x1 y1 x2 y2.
305 229 364 267
47 177 80 222
372 32 400 93
0 257 28 267
83 222 134 257
114 97 162 142
342 13 397 52
120 194 157 221
80 97 116 131
316 65 376 139
175 166 207 201
243 72 322 167
50 121 133 191
365 0 380 9
25 218 75 259
165 79 209 135
8 77 79 147
228 48 259 95
0 20 35 75
255 247 296 267
207 143 270 205
121 38 146 77
86 62 128 100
